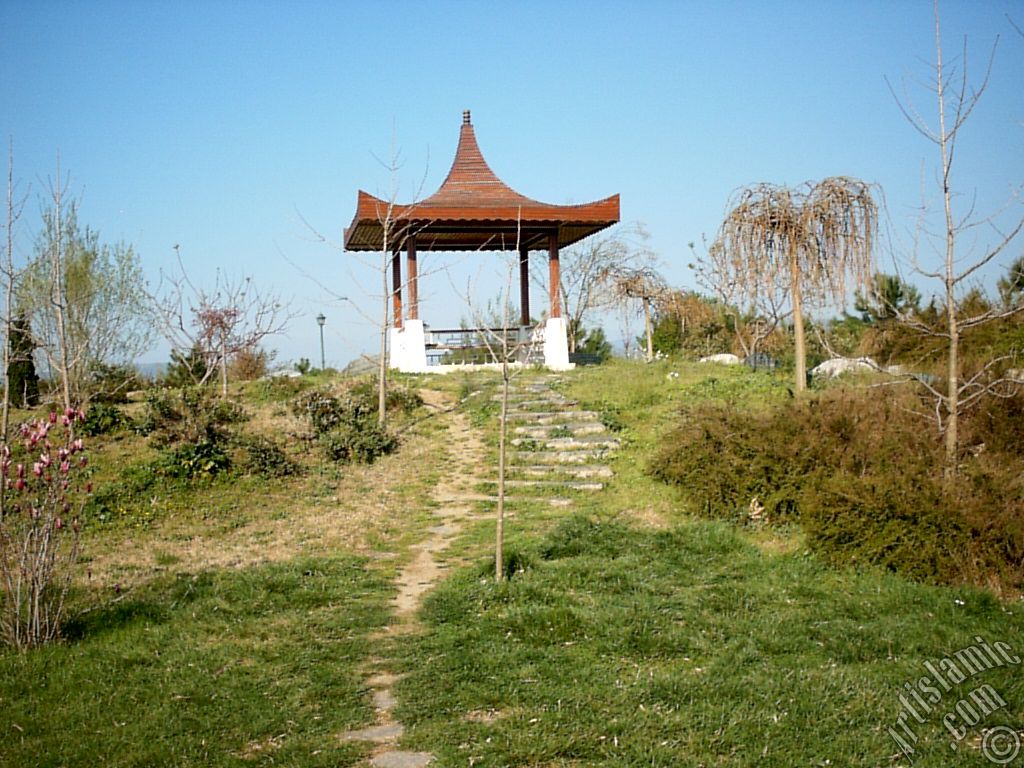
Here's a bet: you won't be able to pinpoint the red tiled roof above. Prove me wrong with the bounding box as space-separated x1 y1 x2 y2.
344 111 619 252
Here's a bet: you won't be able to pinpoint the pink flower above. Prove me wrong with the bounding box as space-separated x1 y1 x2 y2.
15 463 24 479
60 460 71 475
32 463 43 478
49 411 58 425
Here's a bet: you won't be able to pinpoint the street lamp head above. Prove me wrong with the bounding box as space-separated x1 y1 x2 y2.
316 313 326 327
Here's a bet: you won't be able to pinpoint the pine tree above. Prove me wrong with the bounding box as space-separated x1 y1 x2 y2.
6 311 39 407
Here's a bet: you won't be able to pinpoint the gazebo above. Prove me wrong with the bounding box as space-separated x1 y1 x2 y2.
343 110 619 372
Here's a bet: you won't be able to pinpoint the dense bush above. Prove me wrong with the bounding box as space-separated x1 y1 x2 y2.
320 421 397 464
235 434 298 477
291 378 416 464
81 402 133 436
228 346 274 382
651 387 1024 591
350 377 424 415
138 387 247 445
291 389 372 434
159 438 231 479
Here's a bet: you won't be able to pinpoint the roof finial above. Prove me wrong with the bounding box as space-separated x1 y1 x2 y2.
462 109 471 125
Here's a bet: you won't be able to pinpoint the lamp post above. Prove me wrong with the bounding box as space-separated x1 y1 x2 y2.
316 313 326 370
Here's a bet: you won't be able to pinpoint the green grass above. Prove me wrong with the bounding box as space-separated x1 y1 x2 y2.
0 555 391 767
6 362 1022 767
391 515 1024 767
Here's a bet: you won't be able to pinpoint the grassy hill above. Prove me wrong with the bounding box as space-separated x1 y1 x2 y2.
1 361 1021 767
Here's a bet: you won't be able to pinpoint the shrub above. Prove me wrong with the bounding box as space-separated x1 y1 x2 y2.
651 387 1024 591
291 389 369 435
228 346 274 382
320 420 397 465
291 379 414 465
650 401 809 523
349 377 423 415
159 438 231 480
139 387 247 445
235 435 298 477
80 402 133 436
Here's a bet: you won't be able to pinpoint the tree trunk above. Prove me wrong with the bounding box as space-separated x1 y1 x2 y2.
51 168 73 411
935 9 958 481
496 360 508 582
788 245 807 392
1 145 13 518
643 297 654 362
378 233 389 427
220 333 228 396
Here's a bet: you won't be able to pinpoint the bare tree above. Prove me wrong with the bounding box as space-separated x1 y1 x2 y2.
16 167 152 408
41 160 74 411
150 251 293 394
1 141 29 518
715 177 877 391
887 1 1024 478
532 223 654 352
693 237 792 359
294 132 434 426
601 263 669 362
451 217 536 582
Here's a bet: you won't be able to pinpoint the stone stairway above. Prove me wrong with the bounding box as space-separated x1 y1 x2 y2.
490 377 618 507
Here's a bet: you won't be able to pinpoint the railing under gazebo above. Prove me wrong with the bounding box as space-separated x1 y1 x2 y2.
423 325 545 367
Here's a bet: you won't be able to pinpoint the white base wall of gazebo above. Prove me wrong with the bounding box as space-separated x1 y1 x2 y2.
389 320 430 373
541 317 572 371
388 316 573 374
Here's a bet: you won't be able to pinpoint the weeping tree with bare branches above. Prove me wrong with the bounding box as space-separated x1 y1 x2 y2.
602 264 669 362
693 237 792 360
716 177 878 391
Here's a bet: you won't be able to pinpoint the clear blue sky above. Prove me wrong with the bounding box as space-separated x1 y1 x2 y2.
2 0 1022 367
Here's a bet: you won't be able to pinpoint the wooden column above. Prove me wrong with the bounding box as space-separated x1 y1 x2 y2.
519 244 530 326
391 245 402 329
407 235 419 321
548 233 561 319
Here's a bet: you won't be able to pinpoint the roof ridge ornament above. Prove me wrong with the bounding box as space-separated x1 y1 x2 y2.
462 109 471 125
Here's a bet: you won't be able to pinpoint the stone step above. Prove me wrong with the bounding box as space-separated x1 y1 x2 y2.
495 396 578 409
513 422 607 438
510 450 616 464
433 492 571 507
512 435 620 450
485 478 605 492
507 410 600 423
511 464 613 479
